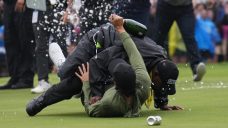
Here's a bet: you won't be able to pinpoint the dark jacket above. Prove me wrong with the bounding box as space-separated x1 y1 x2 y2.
58 24 118 79
112 0 151 25
163 0 192 6
113 0 151 10
58 24 169 108
3 0 16 4
81 0 113 7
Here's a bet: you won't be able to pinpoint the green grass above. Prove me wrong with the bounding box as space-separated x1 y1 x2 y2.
0 63 228 128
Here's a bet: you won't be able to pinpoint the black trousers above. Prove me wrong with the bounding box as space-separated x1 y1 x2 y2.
42 75 82 106
152 0 202 74
33 6 67 81
112 0 151 26
3 3 35 85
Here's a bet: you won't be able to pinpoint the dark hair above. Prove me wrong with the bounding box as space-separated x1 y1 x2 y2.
195 3 207 10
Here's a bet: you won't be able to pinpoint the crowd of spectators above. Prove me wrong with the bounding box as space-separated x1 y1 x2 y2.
0 0 226 86
148 0 228 62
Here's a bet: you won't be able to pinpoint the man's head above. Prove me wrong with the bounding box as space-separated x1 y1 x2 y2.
108 59 136 97
151 59 179 95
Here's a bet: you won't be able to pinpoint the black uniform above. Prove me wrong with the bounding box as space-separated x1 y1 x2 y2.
34 24 169 110
0 0 35 89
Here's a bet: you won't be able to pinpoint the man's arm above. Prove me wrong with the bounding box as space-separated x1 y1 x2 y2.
62 0 73 23
15 0 25 12
75 63 109 117
110 14 151 97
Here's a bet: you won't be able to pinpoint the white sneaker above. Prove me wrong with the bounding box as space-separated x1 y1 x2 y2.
49 43 66 70
193 62 206 82
31 80 51 94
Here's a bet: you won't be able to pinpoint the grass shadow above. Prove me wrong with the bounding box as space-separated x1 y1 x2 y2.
141 109 184 117
37 111 87 118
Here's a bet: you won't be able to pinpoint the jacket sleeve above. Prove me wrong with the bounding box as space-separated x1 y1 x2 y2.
82 81 105 117
120 32 151 101
153 91 168 109
82 81 113 117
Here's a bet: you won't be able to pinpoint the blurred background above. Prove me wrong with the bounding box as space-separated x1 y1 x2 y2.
148 0 228 64
0 0 227 77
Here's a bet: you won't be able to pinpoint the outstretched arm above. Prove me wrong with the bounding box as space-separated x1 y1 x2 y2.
109 14 151 101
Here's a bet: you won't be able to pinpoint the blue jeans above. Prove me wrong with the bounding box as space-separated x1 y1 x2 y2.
152 0 202 74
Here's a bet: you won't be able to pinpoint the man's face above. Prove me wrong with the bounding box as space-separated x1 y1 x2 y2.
151 73 163 89
151 73 176 95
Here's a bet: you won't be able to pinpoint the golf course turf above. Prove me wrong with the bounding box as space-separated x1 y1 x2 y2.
0 63 228 128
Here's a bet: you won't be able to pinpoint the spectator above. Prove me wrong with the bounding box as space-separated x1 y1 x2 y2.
30 0 69 93
0 25 7 77
195 4 221 61
152 0 206 82
0 0 35 89
147 0 157 39
220 1 228 61
0 2 6 76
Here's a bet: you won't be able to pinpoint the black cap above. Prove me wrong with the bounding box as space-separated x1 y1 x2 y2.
156 60 179 95
108 59 136 96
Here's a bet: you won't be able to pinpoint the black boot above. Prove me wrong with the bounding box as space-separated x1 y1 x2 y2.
26 94 46 116
11 81 33 89
0 78 18 89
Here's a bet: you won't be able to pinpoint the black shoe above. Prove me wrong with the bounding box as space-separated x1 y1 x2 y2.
26 94 46 116
0 78 18 90
11 82 33 89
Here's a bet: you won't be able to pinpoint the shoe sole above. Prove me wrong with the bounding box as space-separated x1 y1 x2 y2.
31 88 48 94
31 89 48 94
49 43 66 69
194 63 206 82
31 91 43 94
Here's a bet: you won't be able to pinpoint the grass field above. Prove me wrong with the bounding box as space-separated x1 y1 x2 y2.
0 63 228 128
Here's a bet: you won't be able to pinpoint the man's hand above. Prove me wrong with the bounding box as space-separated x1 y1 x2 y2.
61 11 69 24
160 105 183 111
89 96 102 105
75 62 89 82
109 14 125 33
15 0 25 12
0 0 4 12
61 0 73 24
